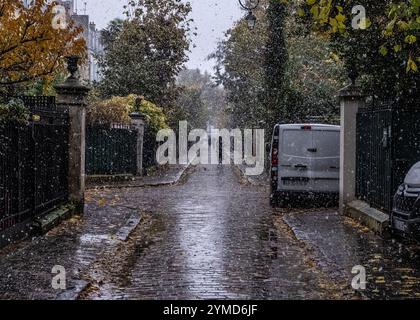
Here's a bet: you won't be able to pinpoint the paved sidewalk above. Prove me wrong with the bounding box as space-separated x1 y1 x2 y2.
131 164 191 187
281 209 420 299
87 163 193 189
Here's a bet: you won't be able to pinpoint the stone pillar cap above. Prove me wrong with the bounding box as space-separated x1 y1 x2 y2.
339 84 366 98
54 79 90 94
130 112 146 120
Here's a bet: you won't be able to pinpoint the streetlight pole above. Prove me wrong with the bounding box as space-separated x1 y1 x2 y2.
239 0 259 30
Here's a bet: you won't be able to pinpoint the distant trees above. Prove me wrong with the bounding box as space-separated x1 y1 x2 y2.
211 0 344 129
210 3 268 129
212 0 419 131
97 0 193 108
173 69 226 129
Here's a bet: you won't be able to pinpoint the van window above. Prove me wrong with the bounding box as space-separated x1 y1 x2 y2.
312 130 340 158
282 130 312 157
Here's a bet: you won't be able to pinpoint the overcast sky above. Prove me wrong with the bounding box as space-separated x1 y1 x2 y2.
77 0 243 74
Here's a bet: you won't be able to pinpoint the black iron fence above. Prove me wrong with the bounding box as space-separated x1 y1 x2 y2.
0 97 69 232
356 100 420 214
86 125 138 176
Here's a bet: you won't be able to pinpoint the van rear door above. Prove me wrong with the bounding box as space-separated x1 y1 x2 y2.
278 125 340 192
278 126 314 191
311 127 340 192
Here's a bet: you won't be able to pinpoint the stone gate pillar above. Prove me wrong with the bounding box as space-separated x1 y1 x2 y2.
130 112 146 176
339 79 366 214
54 56 90 213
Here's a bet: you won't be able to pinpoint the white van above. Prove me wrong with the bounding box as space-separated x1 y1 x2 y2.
269 124 340 207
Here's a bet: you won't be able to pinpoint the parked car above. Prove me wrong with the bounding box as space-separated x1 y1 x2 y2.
391 161 420 236
269 124 341 207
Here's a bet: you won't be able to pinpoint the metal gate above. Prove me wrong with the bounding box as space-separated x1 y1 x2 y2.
86 125 138 175
356 101 420 214
0 97 69 232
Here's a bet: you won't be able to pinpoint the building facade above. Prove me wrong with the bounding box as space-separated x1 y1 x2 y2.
58 0 104 84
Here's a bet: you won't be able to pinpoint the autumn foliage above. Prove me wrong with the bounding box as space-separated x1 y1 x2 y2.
0 0 86 86
298 0 419 73
87 94 168 131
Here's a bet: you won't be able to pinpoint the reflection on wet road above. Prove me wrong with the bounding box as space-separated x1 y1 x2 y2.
2 165 420 299
83 165 343 299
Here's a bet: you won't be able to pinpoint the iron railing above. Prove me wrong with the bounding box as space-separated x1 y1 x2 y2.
356 100 420 214
0 97 69 232
86 125 138 175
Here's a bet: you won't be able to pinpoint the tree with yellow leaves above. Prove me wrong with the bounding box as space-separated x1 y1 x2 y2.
294 0 419 102
0 0 86 87
298 0 419 73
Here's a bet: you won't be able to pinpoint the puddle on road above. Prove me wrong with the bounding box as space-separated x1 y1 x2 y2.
79 234 114 245
79 212 166 299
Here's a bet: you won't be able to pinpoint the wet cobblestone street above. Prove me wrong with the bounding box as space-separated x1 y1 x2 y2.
82 165 343 300
2 165 420 300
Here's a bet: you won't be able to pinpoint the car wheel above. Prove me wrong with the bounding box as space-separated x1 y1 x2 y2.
388 226 396 238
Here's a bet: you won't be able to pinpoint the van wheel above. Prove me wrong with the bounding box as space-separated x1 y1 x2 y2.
270 194 282 208
277 199 285 208
271 197 285 208
388 227 396 239
270 197 277 207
